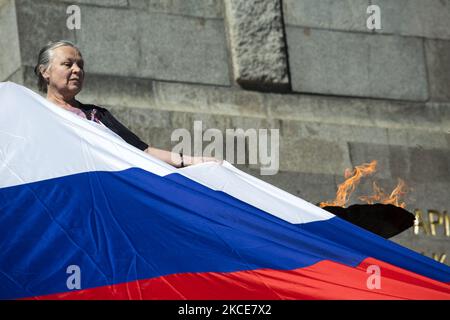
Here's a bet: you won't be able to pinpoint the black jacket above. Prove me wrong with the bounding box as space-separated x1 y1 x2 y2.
77 103 149 151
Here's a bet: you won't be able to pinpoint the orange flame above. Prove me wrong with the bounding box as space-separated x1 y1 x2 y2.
319 160 377 207
359 179 407 208
319 160 408 208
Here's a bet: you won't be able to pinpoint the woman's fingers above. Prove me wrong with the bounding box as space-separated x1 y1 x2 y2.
188 156 223 166
202 156 222 163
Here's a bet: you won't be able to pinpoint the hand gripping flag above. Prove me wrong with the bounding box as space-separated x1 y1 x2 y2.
0 82 449 300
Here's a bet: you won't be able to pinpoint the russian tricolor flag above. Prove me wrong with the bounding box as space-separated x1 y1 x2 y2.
0 82 449 300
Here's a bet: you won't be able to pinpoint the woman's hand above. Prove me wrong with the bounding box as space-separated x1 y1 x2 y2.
182 155 222 167
145 147 222 168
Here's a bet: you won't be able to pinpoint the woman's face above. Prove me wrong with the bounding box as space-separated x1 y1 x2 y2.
43 46 84 98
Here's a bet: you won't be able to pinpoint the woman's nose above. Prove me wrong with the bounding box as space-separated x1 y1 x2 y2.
72 64 83 74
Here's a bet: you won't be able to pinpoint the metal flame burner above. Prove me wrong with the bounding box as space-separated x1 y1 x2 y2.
322 203 415 239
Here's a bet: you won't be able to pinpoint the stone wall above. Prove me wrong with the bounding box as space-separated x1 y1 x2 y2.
1 0 449 264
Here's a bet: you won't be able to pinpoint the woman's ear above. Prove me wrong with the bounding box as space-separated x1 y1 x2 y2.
40 65 50 83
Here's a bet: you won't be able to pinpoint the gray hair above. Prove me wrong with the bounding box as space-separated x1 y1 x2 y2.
34 40 82 93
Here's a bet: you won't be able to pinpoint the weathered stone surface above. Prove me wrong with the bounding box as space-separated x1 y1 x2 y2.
0 0 22 81
283 0 369 32
129 0 223 19
153 80 448 133
137 12 229 85
103 104 282 165
386 128 449 150
280 137 351 174
284 0 450 41
400 145 448 184
391 235 449 266
371 0 450 40
73 7 135 77
107 106 175 149
282 119 450 150
282 121 388 145
152 81 449 134
224 0 289 92
406 148 450 184
15 0 76 67
439 104 450 140
405 182 450 215
12 67 449 152
425 39 450 102
152 81 267 117
286 27 428 101
5 68 23 84
349 142 450 184
170 112 231 133
266 91 447 132
368 100 443 131
13 0 229 86
267 93 374 126
80 7 229 85
347 143 391 179
167 110 279 136
76 73 155 110
145 127 178 150
56 0 128 8
11 66 448 140
106 105 131 127
128 108 171 130
22 65 39 89
239 166 338 205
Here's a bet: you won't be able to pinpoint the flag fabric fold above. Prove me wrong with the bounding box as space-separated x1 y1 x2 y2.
0 82 449 300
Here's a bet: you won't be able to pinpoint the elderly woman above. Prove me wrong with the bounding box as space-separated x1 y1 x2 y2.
34 40 217 167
